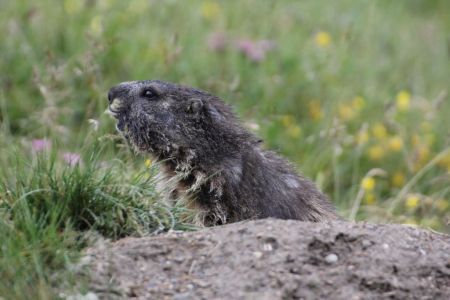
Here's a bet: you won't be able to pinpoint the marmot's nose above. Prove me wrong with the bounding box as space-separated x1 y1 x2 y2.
108 86 124 104
109 82 135 103
108 84 131 103
107 89 116 104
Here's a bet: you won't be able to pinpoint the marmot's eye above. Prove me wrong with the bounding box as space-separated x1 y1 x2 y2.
142 88 157 100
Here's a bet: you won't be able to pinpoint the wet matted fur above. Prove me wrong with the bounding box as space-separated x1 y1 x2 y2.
108 80 339 225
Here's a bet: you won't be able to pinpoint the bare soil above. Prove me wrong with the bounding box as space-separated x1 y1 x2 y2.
85 219 450 300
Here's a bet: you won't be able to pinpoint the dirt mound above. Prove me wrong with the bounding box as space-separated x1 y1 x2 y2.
85 219 450 299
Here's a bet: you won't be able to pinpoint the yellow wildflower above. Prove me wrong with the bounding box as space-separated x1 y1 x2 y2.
364 193 376 205
352 96 365 110
338 104 355 121
417 145 430 163
372 123 387 140
396 90 411 111
438 152 450 170
391 171 406 187
368 145 385 161
64 0 83 14
339 96 364 121
361 177 376 191
145 159 152 168
405 194 420 210
356 130 369 145
308 101 323 121
388 136 403 152
314 31 331 48
287 125 302 139
281 115 295 127
90 15 103 36
201 1 220 20
435 199 449 211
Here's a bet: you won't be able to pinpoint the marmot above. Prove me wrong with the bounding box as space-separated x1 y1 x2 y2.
108 80 339 225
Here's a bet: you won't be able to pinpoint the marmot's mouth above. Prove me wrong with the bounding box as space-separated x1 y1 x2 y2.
106 100 127 133
108 98 123 119
108 106 121 118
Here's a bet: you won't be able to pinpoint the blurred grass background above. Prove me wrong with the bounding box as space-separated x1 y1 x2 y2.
1 0 449 298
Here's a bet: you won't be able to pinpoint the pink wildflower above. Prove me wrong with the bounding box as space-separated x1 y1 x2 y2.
234 39 276 62
63 152 81 167
31 139 52 152
207 32 228 51
235 39 253 52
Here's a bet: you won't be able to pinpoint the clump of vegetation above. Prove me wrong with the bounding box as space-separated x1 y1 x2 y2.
0 138 191 299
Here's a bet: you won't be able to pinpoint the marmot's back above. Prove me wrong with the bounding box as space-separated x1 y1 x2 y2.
107 80 340 225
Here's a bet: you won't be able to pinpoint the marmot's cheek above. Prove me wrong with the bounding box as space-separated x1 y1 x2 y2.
110 98 122 109
156 112 175 126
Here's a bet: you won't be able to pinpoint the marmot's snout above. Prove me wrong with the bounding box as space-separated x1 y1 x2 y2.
107 88 116 104
107 83 131 104
107 82 137 117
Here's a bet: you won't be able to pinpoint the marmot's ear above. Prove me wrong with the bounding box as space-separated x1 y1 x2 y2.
205 104 225 123
186 98 203 114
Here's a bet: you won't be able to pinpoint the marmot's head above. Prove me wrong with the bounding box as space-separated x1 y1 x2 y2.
108 80 255 161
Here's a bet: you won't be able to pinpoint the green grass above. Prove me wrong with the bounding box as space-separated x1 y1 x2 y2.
1 0 449 298
0 136 192 299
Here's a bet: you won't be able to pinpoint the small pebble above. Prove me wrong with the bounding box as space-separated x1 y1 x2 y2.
325 253 339 264
253 251 263 258
263 243 273 252
66 292 99 300
382 243 389 250
362 239 372 248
